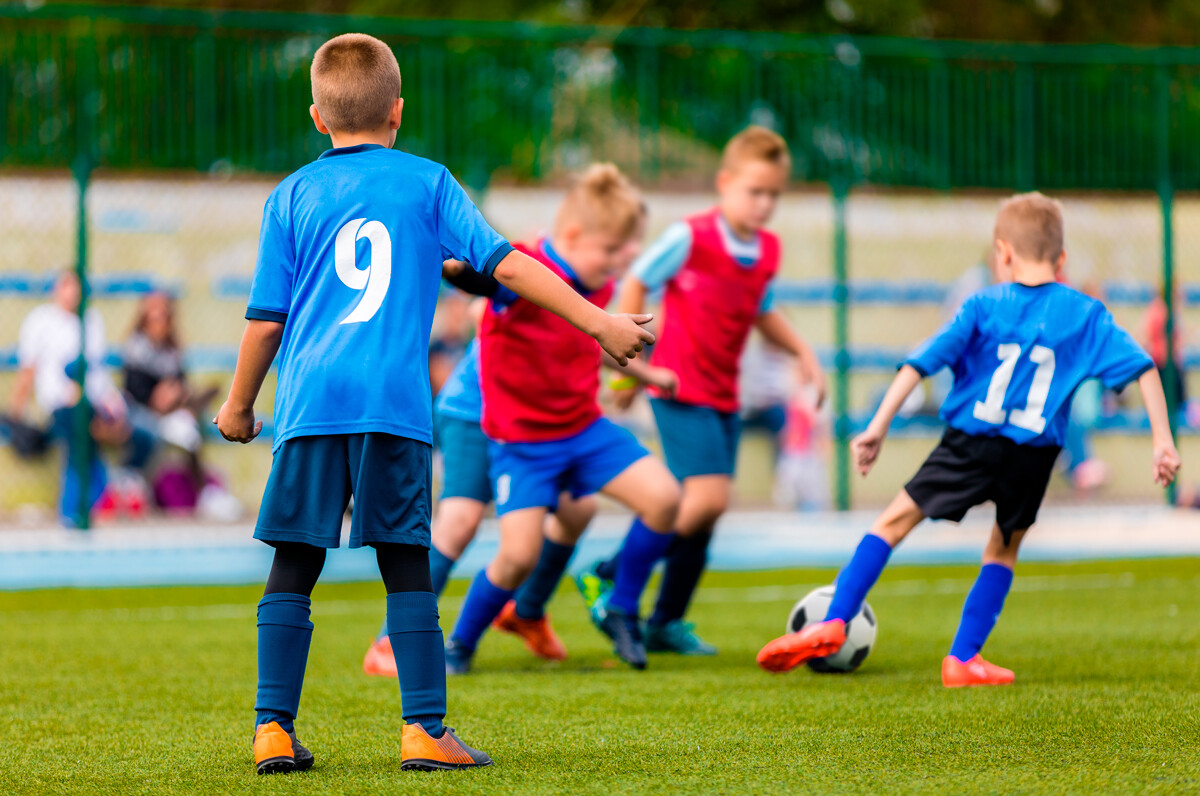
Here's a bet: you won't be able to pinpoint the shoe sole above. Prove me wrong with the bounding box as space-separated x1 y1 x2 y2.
757 639 842 673
256 757 297 775
401 758 493 771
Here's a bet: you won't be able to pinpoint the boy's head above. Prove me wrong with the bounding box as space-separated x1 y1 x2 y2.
310 34 403 144
552 163 644 290
993 192 1066 275
716 126 791 235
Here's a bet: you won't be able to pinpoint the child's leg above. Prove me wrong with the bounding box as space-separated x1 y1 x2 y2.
377 543 447 737
825 490 925 623
449 507 547 651
513 495 596 621
256 542 326 732
647 473 730 627
601 457 682 616
948 525 1026 663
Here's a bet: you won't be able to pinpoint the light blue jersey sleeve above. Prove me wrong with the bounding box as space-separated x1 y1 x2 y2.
905 296 979 376
1088 309 1155 389
630 221 693 290
759 284 776 314
435 171 513 276
246 198 295 323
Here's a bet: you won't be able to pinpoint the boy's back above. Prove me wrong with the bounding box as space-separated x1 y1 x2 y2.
249 145 510 449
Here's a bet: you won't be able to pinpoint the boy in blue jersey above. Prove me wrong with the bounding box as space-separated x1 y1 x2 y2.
757 192 1181 686
215 34 654 775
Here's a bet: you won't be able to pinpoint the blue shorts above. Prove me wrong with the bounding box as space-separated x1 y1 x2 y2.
434 411 493 503
489 417 649 516
255 433 432 549
650 398 742 480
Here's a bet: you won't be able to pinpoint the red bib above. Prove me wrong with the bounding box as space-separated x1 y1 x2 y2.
480 241 614 443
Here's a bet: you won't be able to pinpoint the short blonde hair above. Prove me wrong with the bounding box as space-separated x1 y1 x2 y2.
555 163 643 239
721 126 792 173
994 192 1065 263
311 33 401 134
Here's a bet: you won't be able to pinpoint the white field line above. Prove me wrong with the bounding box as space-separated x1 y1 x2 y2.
4 571 1193 626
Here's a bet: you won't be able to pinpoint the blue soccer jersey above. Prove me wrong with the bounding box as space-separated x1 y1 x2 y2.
434 339 482 423
247 143 512 450
906 282 1153 447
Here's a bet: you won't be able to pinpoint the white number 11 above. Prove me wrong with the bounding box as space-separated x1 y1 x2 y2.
972 343 1056 434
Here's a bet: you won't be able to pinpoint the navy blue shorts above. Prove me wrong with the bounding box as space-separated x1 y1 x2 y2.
649 398 742 480
434 411 493 503
489 418 649 516
255 433 432 549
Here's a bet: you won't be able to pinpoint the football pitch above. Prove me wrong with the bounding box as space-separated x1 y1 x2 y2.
2 558 1197 794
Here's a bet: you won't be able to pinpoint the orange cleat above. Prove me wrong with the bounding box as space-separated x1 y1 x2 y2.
756 619 846 673
492 600 567 661
941 654 1015 687
363 636 398 678
253 721 314 775
400 723 493 771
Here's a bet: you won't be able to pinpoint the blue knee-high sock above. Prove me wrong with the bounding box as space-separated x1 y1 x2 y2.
514 539 575 621
375 547 458 642
949 563 1014 662
825 534 893 623
387 592 447 737
255 593 314 733
450 570 514 651
610 518 674 616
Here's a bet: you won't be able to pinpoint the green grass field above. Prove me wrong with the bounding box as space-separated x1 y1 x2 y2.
2 558 1198 794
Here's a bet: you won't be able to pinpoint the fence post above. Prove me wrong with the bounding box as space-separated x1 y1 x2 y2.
832 178 851 511
1156 64 1178 504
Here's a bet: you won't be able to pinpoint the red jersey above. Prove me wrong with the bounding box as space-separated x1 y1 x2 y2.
479 240 614 443
649 209 780 413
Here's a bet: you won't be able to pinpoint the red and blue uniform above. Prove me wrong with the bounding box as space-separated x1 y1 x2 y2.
479 238 649 515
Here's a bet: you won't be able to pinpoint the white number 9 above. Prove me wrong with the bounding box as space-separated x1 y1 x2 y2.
335 217 392 325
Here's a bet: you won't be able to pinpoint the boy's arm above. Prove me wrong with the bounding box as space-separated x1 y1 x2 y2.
851 364 923 476
617 277 649 317
1136 368 1182 486
8 365 34 418
214 320 284 443
755 309 827 408
491 250 653 366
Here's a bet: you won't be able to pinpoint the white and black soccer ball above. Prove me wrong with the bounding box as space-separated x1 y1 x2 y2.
785 585 877 673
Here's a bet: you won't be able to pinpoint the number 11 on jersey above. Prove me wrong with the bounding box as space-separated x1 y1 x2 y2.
973 343 1056 434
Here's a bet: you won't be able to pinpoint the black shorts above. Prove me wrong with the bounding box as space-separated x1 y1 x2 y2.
904 427 1061 541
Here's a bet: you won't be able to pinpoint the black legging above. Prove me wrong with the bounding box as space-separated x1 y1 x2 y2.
264 541 432 596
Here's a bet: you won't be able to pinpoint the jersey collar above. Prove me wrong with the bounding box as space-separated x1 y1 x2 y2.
318 143 387 159
539 238 587 294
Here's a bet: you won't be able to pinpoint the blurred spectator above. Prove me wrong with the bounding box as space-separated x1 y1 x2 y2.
740 336 794 459
1141 291 1186 410
774 386 832 511
7 270 128 526
429 292 472 396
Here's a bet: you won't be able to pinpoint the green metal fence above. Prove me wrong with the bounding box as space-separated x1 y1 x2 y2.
0 4 1190 521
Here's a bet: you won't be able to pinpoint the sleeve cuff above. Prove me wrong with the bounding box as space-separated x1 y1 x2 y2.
904 359 930 377
1105 361 1155 390
481 241 515 276
246 307 288 323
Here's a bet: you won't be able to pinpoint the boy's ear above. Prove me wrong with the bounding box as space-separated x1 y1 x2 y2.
310 105 330 135
1054 250 1067 272
559 221 583 246
716 167 732 194
389 97 404 130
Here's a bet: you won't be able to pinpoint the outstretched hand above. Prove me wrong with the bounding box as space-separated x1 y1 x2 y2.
597 313 655 366
1153 442 1181 487
851 426 885 476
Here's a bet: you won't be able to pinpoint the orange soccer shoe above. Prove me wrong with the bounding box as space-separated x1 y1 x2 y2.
253 721 314 775
756 619 846 673
941 654 1015 688
400 724 493 771
363 635 398 678
492 600 568 661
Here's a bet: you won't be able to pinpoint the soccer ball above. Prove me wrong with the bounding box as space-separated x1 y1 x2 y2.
785 585 877 673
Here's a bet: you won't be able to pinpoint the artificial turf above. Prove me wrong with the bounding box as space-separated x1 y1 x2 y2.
1 557 1197 794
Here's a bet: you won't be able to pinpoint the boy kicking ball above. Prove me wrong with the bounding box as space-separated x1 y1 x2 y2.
757 192 1181 685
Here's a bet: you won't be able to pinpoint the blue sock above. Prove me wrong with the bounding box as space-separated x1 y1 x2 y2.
610 518 674 616
825 534 893 623
375 547 458 642
450 570 514 652
254 593 313 733
514 539 575 621
386 591 446 737
949 563 1014 663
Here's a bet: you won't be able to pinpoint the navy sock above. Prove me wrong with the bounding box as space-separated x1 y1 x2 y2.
254 593 313 733
949 563 1014 662
595 551 619 582
429 546 457 598
387 591 447 737
514 539 575 621
648 531 712 628
610 518 674 616
450 570 514 651
825 534 893 623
